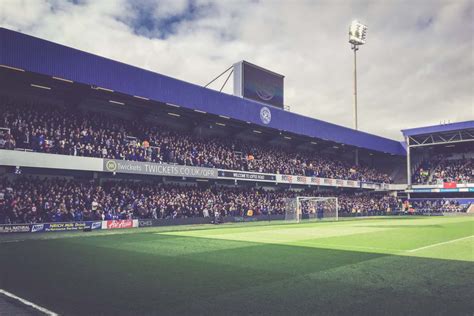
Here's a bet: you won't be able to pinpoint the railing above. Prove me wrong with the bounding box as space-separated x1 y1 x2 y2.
0 127 10 134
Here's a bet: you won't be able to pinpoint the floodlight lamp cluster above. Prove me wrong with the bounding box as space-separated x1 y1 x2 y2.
349 20 368 46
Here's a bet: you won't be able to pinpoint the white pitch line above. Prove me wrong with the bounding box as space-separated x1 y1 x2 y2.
0 289 58 316
0 239 25 244
407 235 474 253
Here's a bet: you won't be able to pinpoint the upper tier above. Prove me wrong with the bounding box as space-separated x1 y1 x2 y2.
0 27 405 155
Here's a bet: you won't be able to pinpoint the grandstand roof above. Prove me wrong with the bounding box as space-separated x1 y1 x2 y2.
401 120 474 148
401 120 474 137
0 27 405 155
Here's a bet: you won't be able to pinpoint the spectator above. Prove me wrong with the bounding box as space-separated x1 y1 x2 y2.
0 102 393 183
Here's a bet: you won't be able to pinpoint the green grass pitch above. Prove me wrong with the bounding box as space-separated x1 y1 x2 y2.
1 216 473 315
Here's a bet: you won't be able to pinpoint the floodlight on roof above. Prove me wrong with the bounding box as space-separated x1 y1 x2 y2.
348 20 368 166
349 20 368 45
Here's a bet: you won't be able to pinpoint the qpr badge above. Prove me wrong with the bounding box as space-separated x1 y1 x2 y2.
105 160 118 172
260 106 271 125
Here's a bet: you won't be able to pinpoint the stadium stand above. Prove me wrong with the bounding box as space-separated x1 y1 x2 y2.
412 156 441 184
0 176 399 224
402 121 474 188
0 101 392 183
0 28 471 231
412 154 473 184
407 199 471 214
431 157 472 184
0 24 472 316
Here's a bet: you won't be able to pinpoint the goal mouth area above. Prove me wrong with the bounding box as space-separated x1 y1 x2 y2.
284 196 339 223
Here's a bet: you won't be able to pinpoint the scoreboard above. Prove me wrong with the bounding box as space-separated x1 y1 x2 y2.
233 60 284 109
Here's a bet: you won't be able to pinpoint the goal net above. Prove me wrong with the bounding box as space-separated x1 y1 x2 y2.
284 196 338 223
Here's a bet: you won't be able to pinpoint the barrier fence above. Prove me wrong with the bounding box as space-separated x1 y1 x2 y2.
0 215 285 234
2 212 468 234
0 221 102 234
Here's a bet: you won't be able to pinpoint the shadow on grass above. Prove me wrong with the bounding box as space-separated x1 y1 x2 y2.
0 234 472 315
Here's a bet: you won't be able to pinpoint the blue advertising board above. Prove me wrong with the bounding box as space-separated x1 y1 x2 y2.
0 221 102 233
413 188 433 193
43 221 101 232
440 188 459 193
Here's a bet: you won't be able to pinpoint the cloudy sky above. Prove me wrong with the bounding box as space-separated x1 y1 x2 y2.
1 0 473 140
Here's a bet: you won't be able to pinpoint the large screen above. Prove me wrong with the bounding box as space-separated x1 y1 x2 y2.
233 61 284 108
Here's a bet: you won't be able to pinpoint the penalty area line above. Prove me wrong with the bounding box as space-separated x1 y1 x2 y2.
407 235 474 253
0 289 58 316
0 239 25 244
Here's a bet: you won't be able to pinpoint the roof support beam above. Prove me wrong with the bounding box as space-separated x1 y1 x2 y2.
408 138 473 148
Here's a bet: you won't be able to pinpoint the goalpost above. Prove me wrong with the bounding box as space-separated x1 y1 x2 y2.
284 197 338 223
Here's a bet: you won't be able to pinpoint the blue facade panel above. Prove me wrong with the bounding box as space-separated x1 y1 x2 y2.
402 121 474 137
0 28 405 155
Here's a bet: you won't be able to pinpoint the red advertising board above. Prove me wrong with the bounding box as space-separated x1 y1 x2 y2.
443 182 457 189
106 220 133 229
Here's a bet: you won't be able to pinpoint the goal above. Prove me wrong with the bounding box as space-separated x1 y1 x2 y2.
284 196 338 223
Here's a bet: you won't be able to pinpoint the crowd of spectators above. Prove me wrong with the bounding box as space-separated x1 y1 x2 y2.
412 156 441 184
413 154 473 184
337 194 398 216
0 102 392 183
0 176 399 224
407 199 470 214
431 158 472 184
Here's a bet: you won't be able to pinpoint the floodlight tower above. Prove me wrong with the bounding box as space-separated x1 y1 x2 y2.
348 20 367 165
